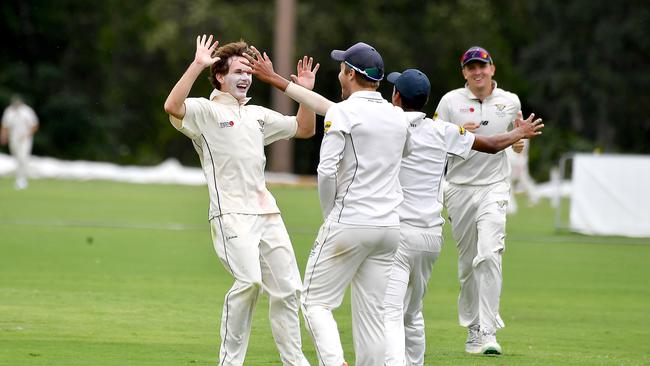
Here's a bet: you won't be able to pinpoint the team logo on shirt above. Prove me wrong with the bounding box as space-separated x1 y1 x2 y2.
257 119 265 133
324 121 332 133
494 104 507 117
219 121 235 128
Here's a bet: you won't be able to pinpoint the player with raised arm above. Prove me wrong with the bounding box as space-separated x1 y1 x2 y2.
382 69 542 365
163 34 317 366
246 42 409 366
435 46 529 355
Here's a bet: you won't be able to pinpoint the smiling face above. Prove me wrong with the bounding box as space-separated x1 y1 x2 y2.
462 61 495 93
216 56 253 102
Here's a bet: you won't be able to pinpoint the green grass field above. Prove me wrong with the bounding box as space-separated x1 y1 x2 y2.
1 178 649 365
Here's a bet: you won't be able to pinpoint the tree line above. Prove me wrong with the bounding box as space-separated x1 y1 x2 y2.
1 0 648 180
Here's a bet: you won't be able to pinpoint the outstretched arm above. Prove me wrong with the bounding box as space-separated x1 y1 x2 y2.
293 55 318 138
472 112 543 154
244 47 334 116
164 34 220 126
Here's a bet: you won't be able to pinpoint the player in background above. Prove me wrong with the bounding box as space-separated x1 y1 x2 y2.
163 35 318 366
1 95 39 190
245 42 409 366
435 46 527 355
383 69 543 365
506 139 539 214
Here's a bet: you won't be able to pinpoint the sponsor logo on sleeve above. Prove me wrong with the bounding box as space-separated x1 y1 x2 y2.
219 121 235 128
324 121 332 133
433 111 439 120
257 119 265 133
458 126 466 135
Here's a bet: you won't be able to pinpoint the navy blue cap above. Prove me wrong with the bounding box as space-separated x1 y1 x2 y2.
331 42 384 81
460 46 492 67
387 69 431 100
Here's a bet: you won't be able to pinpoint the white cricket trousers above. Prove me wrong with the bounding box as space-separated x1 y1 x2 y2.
444 181 509 334
384 224 442 366
302 220 399 366
210 213 309 366
9 136 32 187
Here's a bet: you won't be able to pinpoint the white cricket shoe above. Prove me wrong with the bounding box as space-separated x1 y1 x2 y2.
479 330 502 355
465 325 482 354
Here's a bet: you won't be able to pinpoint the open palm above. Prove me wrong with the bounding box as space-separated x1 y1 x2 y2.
194 34 220 68
291 56 320 91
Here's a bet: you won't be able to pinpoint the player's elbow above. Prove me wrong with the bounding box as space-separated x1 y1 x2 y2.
163 100 178 115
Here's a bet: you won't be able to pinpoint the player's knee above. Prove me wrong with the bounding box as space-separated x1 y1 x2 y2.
473 250 502 268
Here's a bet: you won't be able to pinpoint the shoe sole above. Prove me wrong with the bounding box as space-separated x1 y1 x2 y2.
481 345 502 355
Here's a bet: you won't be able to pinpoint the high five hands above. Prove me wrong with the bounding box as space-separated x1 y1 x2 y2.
514 111 544 139
243 46 320 91
194 34 220 68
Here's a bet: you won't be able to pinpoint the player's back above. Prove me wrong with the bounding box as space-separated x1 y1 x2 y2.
319 91 408 226
399 112 475 229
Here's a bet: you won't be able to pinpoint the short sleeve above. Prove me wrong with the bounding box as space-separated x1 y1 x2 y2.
508 93 522 129
441 120 475 160
170 98 204 140
26 106 38 126
262 107 298 146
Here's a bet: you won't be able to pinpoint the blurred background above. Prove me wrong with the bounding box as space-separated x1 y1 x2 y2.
1 0 649 180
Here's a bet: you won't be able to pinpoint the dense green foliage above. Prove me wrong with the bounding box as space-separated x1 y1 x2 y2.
1 1 649 179
1 178 649 365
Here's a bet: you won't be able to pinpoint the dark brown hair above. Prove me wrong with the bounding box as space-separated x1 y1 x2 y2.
208 41 254 90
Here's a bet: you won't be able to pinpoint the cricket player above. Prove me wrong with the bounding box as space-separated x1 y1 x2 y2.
244 42 409 366
163 35 318 366
1 95 39 190
435 46 525 355
383 69 543 365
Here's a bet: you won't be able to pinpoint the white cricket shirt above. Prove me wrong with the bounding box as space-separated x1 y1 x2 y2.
1 104 39 142
399 111 475 229
171 89 298 219
435 82 521 185
318 91 409 226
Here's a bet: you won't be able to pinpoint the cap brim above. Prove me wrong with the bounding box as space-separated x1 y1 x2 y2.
387 72 401 84
462 57 490 66
331 50 346 61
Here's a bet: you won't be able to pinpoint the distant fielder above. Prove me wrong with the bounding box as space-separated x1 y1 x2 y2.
1 95 39 190
164 35 317 366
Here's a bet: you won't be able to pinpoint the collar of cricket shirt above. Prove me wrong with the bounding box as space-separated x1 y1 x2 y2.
209 89 252 106
348 90 384 101
463 80 498 100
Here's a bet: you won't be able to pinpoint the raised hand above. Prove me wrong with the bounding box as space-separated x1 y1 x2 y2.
242 46 276 84
515 112 544 139
194 34 220 68
290 56 320 91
